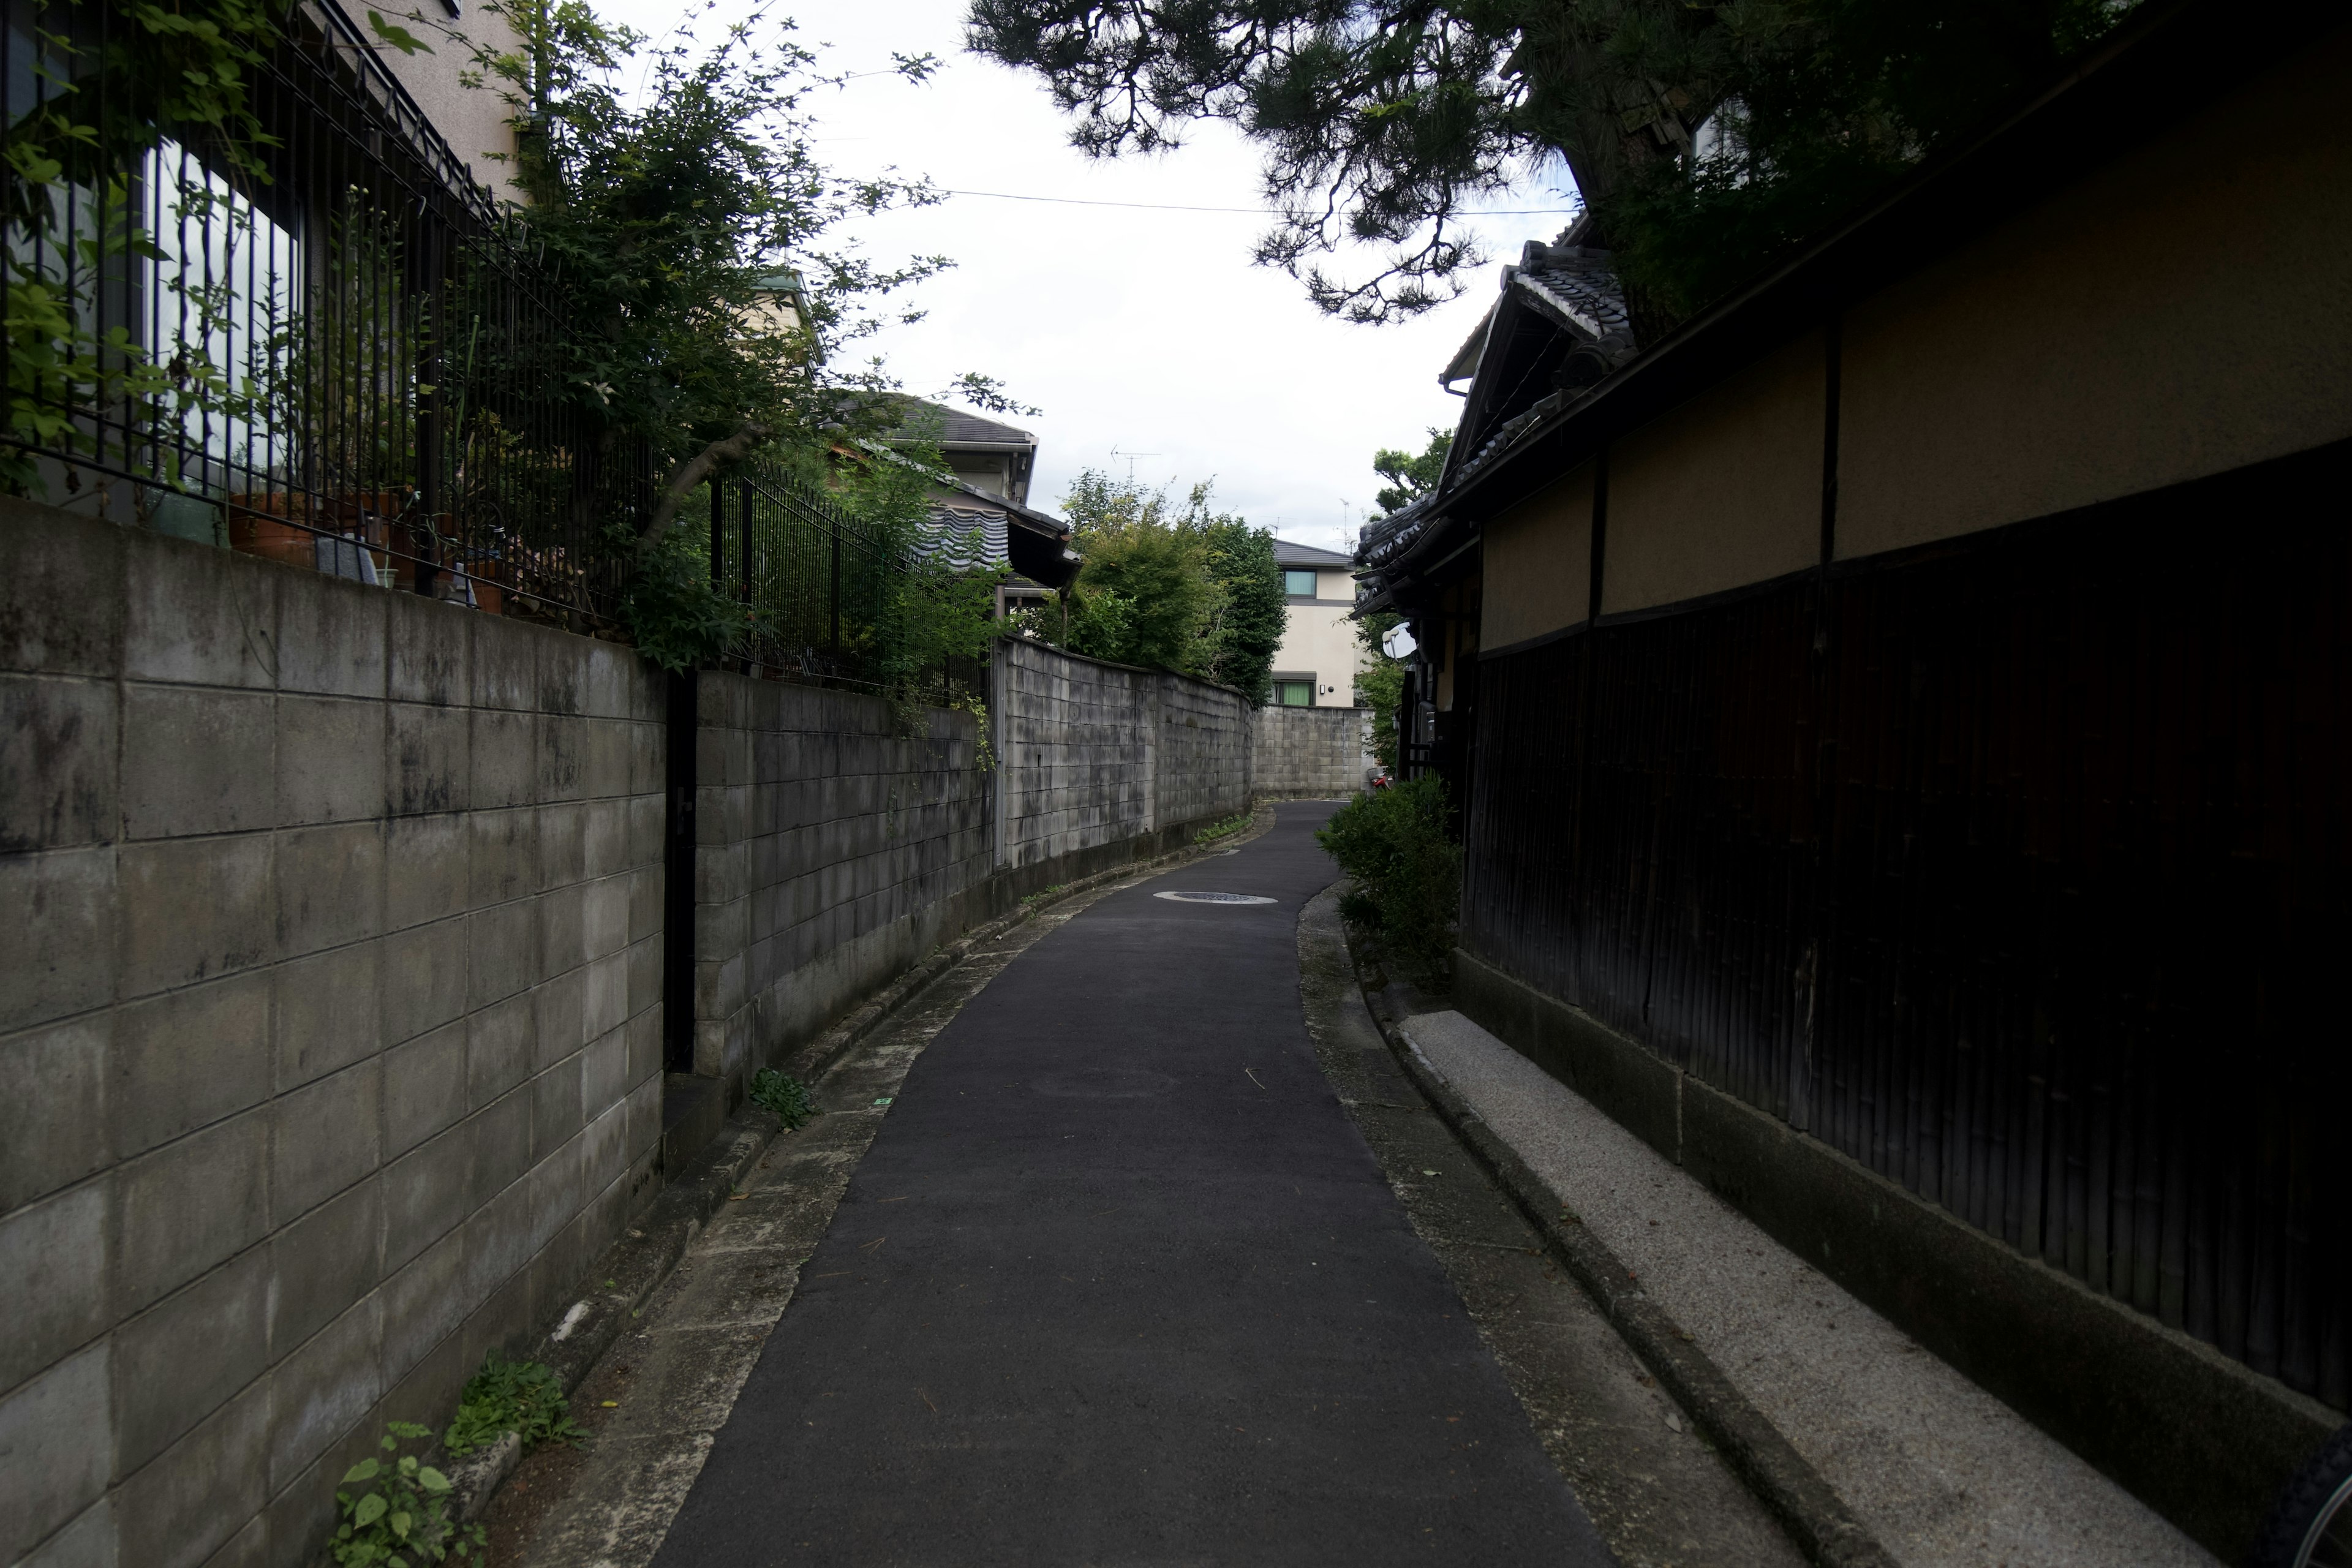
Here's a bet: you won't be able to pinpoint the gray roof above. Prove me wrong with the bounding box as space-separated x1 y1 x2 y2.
889 397 1035 451
913 504 1013 571
1272 538 1354 568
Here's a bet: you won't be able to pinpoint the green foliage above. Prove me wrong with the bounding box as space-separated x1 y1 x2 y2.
442 1354 582 1458
461 0 943 469
974 0 2143 331
1317 777 1461 985
333 1423 483 1567
1026 469 1284 700
1196 513 1285 705
1353 604 1407 771
620 526 748 673
748 1068 818 1129
1193 812 1251 845
1373 430 1451 516
1354 655 1406 772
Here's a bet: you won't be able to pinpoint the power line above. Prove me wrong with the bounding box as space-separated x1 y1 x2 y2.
937 187 1579 218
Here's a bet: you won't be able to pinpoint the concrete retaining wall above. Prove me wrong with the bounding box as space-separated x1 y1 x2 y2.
0 505 666 1568
690 676 991 1083
991 637 1251 872
1 516 1262 1568
688 641 1256 1110
1254 706 1373 797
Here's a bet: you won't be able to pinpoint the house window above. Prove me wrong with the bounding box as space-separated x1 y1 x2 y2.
1283 568 1316 598
1275 680 1313 707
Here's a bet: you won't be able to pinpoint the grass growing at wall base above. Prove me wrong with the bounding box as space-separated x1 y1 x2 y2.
749 1068 819 1129
1193 812 1250 845
442 1354 583 1457
333 1423 484 1566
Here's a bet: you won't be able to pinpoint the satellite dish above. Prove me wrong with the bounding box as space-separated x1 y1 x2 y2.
1381 625 1417 660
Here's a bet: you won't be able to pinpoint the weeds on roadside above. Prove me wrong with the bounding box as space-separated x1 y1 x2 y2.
750 1067 818 1129
1020 883 1066 908
1193 812 1250 845
332 1423 484 1566
1317 776 1460 987
442 1354 582 1458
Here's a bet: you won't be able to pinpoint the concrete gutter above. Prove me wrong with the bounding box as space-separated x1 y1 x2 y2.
1340 927 1894 1568
431 800 1283 1542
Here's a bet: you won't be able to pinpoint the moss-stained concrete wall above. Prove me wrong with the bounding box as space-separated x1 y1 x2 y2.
1254 706 1372 798
689 677 991 1083
686 640 1256 1114
0 502 666 1568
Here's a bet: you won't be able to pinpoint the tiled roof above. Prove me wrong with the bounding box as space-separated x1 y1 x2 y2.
1512 242 1634 348
913 504 1012 571
889 397 1035 450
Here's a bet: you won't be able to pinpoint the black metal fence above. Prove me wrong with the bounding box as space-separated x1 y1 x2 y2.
1462 440 2352 1409
707 453 988 701
2 0 650 621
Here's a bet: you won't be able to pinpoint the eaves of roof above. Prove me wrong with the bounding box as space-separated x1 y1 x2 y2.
1379 0 2341 589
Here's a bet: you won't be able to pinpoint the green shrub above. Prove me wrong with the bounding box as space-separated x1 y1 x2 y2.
1316 776 1461 984
442 1353 582 1458
332 1423 483 1566
749 1067 818 1129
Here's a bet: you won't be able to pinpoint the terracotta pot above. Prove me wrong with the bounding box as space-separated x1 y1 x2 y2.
228 491 411 582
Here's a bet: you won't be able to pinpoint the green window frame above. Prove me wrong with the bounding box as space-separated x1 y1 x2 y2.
1275 680 1313 707
1283 568 1316 598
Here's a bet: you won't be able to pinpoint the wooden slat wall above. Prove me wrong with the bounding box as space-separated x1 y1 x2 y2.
1463 442 2351 1408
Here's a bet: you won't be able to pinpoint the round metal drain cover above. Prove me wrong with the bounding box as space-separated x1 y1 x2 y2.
1154 890 1278 905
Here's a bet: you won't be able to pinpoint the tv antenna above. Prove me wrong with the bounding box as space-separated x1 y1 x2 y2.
1109 445 1161 483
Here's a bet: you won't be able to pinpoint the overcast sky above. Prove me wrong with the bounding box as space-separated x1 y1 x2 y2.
592 0 1577 554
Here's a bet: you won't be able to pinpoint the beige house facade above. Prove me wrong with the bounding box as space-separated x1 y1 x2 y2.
1267 539 1362 707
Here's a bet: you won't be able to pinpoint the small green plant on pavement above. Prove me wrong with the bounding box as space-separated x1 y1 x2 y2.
749 1067 818 1129
1316 776 1461 986
442 1353 582 1457
1193 812 1250 845
332 1422 483 1567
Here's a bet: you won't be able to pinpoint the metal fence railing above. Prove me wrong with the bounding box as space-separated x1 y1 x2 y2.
707 453 988 702
2 0 652 623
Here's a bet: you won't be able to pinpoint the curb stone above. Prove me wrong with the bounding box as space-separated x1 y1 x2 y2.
1340 915 1896 1568
425 798 1284 1545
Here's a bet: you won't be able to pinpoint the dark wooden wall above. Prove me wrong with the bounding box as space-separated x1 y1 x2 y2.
1463 440 2352 1409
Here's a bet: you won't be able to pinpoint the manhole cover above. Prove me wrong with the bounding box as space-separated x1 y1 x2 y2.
1153 891 1278 905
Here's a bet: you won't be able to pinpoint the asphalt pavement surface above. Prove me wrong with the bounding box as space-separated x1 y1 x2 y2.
651 803 1613 1566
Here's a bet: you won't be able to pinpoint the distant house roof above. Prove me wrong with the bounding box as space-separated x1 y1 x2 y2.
913 475 1082 590
1272 538 1355 568
888 397 1036 451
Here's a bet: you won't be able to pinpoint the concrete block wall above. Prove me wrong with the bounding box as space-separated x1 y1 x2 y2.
1254 706 1374 797
991 638 1251 871
992 638 1156 869
1153 671 1254 827
692 675 990 1080
0 505 666 1568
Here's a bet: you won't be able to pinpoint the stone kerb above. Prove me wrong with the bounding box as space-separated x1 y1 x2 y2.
0 503 667 1568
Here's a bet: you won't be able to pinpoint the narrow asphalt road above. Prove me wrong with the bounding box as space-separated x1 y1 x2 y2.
651 804 1613 1566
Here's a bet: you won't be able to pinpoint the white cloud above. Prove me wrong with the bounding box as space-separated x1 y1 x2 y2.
595 0 1575 555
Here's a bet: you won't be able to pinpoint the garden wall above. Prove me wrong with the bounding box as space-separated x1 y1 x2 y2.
1254 705 1373 798
990 636 1252 874
688 676 992 1084
0 503 666 1568
687 641 1257 1113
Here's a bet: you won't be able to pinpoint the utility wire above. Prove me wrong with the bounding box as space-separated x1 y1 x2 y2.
937 187 1580 217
